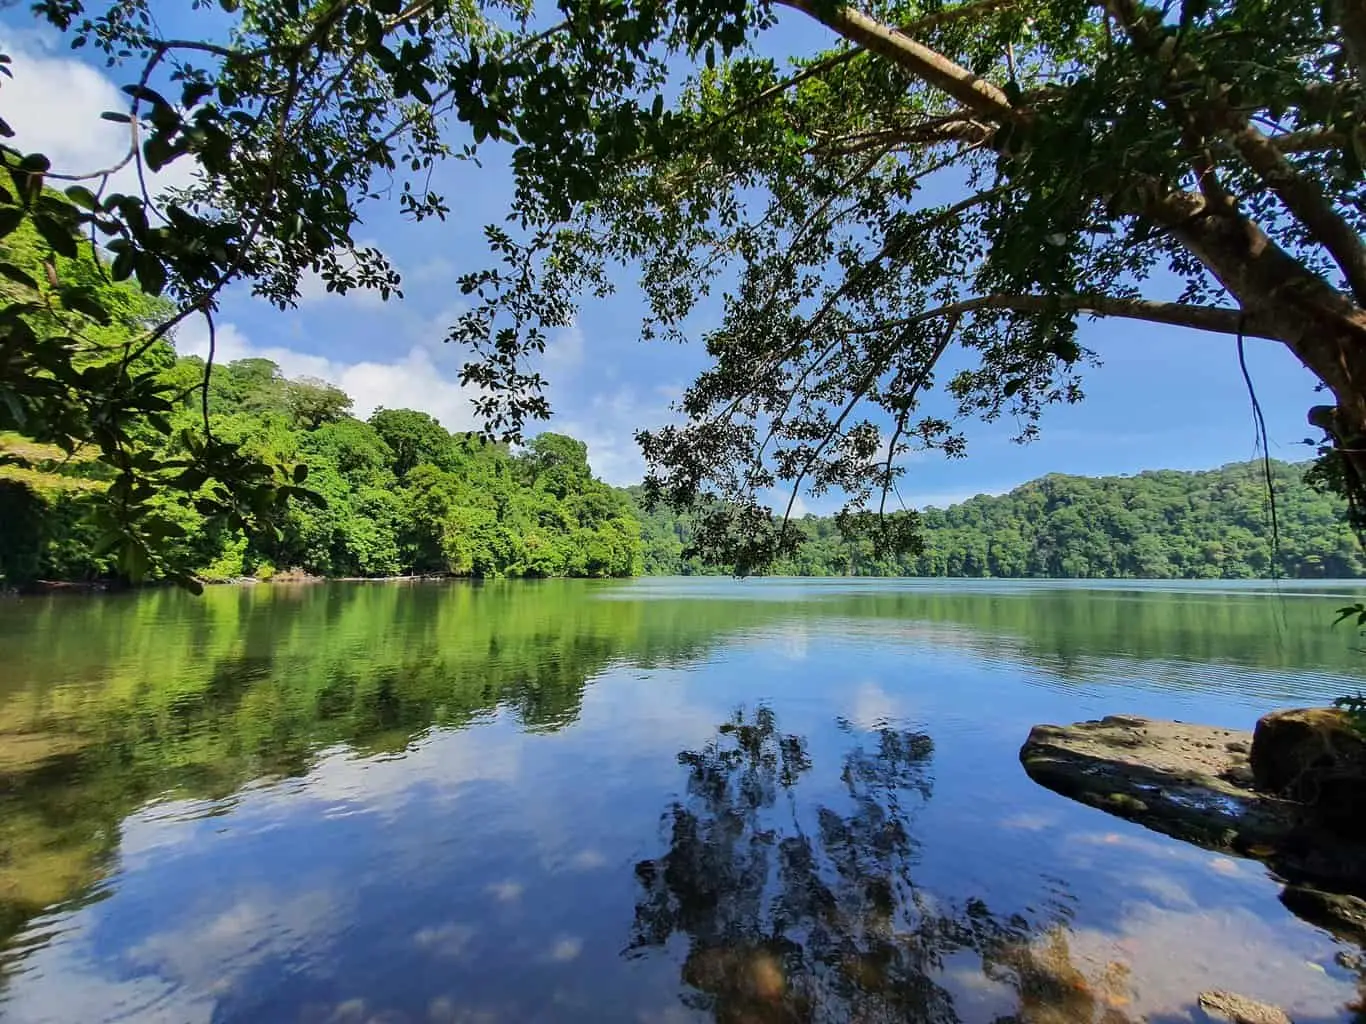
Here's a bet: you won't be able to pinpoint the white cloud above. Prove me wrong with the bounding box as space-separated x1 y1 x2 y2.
295 269 389 309
551 386 679 486
408 256 458 285
763 487 809 518
2 39 198 198
541 322 584 369
129 888 344 994
176 318 484 431
845 681 903 731
547 936 584 962
1058 903 1351 1021
0 886 347 1024
294 239 394 310
413 921 477 960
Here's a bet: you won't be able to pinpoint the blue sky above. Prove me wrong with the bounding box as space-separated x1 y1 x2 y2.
0 10 1327 510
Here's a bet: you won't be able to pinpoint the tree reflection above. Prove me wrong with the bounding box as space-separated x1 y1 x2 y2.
629 707 1139 1024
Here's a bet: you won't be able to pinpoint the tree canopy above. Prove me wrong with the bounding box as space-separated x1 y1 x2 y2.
0 348 643 586
631 459 1366 578
2 0 1365 571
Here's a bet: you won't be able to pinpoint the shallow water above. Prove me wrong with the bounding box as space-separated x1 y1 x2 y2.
2 578 1366 1023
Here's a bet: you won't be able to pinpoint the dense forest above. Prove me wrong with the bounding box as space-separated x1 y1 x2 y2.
1 360 643 585
7 370 1366 584
632 462 1366 580
0 208 642 587
4 345 1363 584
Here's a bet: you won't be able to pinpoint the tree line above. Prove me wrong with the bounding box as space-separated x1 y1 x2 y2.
2 0 1364 581
5 345 1361 583
1 356 643 585
631 462 1366 580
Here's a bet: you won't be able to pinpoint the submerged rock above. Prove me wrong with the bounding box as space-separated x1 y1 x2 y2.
1196 990 1291 1024
1252 707 1366 838
1279 884 1366 945
1020 715 1366 943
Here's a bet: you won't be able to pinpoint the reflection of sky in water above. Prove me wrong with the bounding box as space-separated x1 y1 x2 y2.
1 581 1364 1023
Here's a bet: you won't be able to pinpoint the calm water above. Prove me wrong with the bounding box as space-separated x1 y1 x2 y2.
2 578 1366 1023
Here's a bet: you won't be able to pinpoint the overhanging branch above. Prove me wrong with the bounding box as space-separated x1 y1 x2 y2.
853 293 1281 339
775 0 1019 124
1224 118 1366 306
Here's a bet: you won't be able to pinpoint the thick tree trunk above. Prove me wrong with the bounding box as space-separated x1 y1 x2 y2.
1148 191 1366 492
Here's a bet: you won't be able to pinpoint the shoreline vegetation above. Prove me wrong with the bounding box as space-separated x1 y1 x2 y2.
4 357 1365 590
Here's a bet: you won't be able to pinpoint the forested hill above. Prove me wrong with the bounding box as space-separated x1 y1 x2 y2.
1 357 643 586
3 349 1362 584
631 461 1366 580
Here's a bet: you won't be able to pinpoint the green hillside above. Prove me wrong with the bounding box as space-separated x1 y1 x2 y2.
3 342 1360 585
0 357 642 587
631 461 1365 579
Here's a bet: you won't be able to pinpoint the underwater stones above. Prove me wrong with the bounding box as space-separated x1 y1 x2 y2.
1196 990 1291 1024
1279 885 1366 946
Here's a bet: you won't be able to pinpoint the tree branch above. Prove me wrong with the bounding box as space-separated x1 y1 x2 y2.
1106 0 1366 306
706 0 1021 146
1223 117 1366 306
775 0 1018 124
854 293 1281 338
1331 0 1366 92
1269 128 1350 153
811 115 991 155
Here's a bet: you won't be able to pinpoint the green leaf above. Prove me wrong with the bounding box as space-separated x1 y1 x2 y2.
181 81 214 108
64 185 99 210
0 387 26 427
121 541 150 581
0 206 24 238
59 286 112 324
91 528 124 557
0 261 38 290
142 515 187 539
135 252 167 296
32 213 78 259
143 134 174 171
111 247 136 282
169 572 205 595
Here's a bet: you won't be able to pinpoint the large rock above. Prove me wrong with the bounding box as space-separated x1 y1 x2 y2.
1251 707 1366 837
1020 716 1291 851
1279 884 1366 945
1020 715 1366 941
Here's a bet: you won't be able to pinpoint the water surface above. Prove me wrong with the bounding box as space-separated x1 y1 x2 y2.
2 578 1365 1023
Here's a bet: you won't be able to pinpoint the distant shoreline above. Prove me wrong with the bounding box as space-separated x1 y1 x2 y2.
8 571 1366 599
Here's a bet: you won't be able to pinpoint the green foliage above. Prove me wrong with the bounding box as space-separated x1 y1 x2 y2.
2 0 1364 574
0 354 640 586
633 461 1366 579
0 201 317 587
1332 692 1366 736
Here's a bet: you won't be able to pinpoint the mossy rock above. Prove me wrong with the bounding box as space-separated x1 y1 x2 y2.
1251 707 1366 838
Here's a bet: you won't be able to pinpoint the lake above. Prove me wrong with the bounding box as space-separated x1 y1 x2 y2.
2 578 1366 1023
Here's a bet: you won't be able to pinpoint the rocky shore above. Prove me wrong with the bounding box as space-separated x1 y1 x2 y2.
1020 710 1366 945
